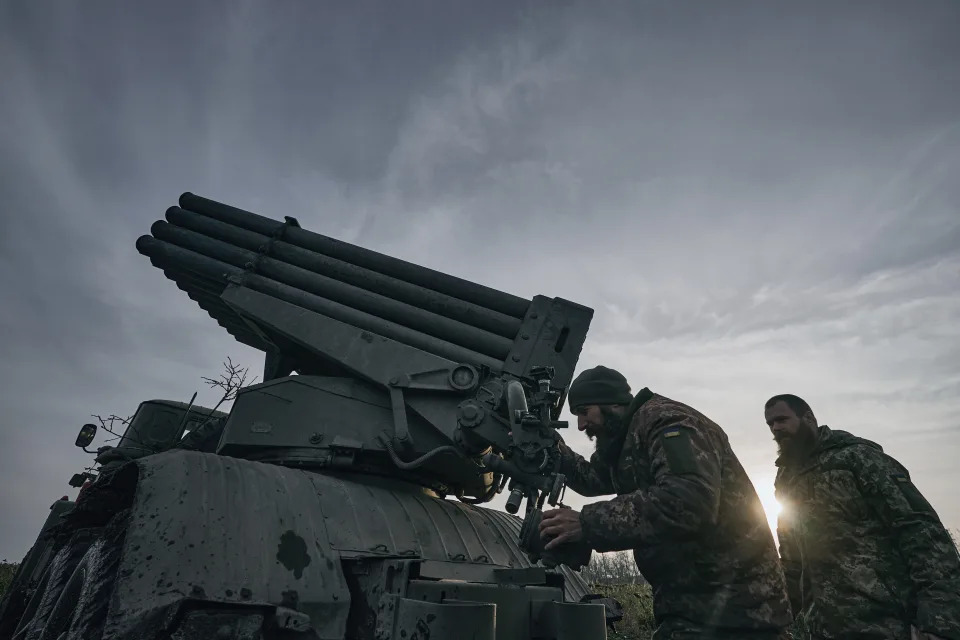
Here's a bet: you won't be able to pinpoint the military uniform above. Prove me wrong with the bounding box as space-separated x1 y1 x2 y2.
776 425 960 640
561 388 793 639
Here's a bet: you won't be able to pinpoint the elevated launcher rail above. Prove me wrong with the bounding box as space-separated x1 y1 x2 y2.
136 193 594 513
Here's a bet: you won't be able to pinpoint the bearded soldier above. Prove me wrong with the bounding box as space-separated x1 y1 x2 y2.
539 366 792 639
766 394 960 640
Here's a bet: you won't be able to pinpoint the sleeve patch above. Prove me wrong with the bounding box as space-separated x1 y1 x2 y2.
893 473 934 513
661 427 698 475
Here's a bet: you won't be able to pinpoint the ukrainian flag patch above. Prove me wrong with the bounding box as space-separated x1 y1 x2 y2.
661 426 696 475
892 472 932 512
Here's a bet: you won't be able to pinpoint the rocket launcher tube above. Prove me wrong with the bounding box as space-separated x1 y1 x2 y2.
150 220 514 360
178 192 531 318
165 206 523 338
136 235 503 370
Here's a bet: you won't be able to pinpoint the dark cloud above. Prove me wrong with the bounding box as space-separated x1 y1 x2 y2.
2 1 547 190
1 0 958 560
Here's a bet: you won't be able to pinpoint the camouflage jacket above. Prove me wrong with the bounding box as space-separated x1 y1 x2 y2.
775 425 960 640
559 390 792 633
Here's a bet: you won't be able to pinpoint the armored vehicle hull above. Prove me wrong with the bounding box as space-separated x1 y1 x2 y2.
4 450 604 639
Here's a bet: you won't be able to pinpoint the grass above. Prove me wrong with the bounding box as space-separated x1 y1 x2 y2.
590 582 657 639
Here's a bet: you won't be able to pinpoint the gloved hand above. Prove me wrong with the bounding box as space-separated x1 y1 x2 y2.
537 538 593 571
521 508 592 570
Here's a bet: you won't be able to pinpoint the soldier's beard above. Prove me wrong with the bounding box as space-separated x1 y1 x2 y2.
591 409 627 464
775 424 817 466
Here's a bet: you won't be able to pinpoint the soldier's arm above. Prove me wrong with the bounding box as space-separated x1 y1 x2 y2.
557 442 616 497
578 408 722 551
857 450 960 638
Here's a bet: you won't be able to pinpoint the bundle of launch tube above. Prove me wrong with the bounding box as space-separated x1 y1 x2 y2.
136 193 533 370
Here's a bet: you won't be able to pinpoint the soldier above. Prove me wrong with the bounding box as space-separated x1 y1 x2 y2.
765 393 960 640
539 366 792 639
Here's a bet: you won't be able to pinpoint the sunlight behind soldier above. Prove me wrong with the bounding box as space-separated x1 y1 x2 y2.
753 473 783 543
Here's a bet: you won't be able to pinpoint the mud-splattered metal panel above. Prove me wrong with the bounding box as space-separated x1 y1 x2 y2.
107 449 595 640
104 450 351 640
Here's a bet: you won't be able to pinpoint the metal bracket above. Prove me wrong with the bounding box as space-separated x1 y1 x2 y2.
492 566 547 585
389 364 479 393
263 349 298 381
329 436 363 467
373 560 416 640
386 364 481 450
387 386 412 449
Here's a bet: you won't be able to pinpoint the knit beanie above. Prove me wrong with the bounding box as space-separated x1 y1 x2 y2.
567 366 633 409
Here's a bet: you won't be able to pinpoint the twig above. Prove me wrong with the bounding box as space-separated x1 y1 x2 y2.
199 357 259 418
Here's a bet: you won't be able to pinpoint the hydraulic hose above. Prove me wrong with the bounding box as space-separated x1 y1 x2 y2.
377 432 462 470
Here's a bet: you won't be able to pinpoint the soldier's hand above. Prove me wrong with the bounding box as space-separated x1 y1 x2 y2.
911 626 947 640
539 507 583 551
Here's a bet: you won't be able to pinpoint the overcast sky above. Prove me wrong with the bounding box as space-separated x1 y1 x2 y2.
1 1 958 562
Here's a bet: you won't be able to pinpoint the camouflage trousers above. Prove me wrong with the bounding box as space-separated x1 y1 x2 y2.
654 620 791 640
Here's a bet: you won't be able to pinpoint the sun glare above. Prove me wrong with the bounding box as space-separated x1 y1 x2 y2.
754 475 783 540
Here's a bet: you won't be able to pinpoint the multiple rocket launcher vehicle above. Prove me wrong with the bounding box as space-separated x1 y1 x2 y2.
0 193 620 640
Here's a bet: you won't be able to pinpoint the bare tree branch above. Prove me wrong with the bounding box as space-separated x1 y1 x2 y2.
91 414 134 444
201 356 257 402
199 356 259 418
